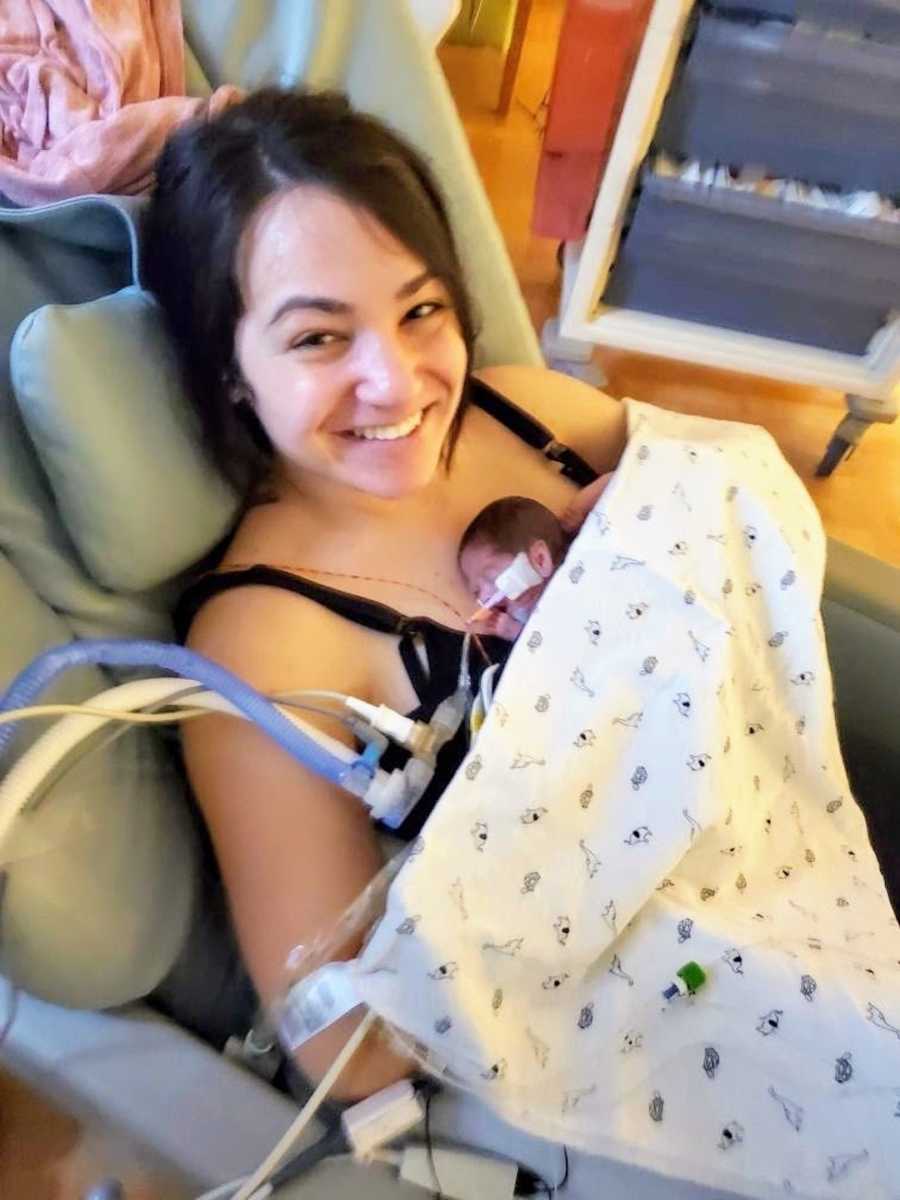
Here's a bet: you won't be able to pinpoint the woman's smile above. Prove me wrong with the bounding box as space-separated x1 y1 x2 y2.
338 406 426 441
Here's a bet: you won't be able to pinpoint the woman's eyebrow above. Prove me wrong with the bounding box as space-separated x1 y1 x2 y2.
396 270 436 299
267 271 437 328
267 294 349 326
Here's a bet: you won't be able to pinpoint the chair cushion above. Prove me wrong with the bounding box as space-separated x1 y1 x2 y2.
0 552 196 1007
10 286 238 593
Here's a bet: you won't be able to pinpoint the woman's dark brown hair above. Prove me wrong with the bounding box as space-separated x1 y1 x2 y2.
143 88 479 493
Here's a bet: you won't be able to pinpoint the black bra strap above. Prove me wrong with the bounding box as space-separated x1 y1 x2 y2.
471 378 599 488
175 564 412 641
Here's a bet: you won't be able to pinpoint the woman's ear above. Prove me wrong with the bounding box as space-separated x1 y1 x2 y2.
223 364 255 408
528 539 555 579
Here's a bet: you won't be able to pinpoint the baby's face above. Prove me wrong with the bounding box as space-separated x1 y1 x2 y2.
459 539 546 639
459 541 516 607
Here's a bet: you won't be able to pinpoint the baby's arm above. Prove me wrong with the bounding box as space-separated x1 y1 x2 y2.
561 471 614 533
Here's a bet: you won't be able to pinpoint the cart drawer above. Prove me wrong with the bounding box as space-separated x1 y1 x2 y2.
656 16 900 194
710 0 900 41
709 0 795 19
604 173 900 355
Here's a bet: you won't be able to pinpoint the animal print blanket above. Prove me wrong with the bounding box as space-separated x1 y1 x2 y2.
353 400 900 1199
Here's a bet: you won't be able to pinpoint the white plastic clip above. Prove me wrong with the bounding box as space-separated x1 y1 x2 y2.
341 1079 424 1160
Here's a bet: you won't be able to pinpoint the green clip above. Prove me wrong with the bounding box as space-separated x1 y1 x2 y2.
677 961 707 994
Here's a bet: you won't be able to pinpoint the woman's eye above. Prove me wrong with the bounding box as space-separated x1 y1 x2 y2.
290 331 342 351
405 300 446 322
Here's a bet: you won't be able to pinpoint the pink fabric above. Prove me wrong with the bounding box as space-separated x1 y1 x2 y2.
0 0 242 206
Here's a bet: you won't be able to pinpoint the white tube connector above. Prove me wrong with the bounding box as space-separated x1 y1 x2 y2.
363 755 434 830
341 1080 424 1161
342 698 431 756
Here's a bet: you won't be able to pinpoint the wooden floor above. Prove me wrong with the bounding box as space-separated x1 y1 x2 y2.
0 1065 182 1200
439 0 900 567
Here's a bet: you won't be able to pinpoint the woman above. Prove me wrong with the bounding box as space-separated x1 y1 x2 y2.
144 88 627 1100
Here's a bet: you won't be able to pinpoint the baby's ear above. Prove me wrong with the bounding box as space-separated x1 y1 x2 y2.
529 539 555 579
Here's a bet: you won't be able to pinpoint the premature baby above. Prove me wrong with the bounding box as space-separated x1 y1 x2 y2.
458 473 612 641
458 496 566 640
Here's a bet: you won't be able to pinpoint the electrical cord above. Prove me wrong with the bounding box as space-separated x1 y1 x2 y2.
265 1122 347 1191
24 681 208 800
0 689 359 730
423 1084 445 1199
194 1152 359 1200
414 1076 568 1200
515 1146 570 1197
0 701 213 724
232 1078 445 1198
398 1079 566 1200
15 682 217 820
195 1179 248 1200
228 1009 378 1200
558 1146 570 1193
276 688 354 707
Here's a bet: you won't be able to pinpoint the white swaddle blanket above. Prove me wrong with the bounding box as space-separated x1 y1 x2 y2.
355 401 900 1199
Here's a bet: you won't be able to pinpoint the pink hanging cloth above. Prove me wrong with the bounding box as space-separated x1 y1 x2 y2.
0 0 242 206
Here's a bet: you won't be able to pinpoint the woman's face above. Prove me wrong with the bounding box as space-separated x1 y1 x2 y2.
234 184 468 501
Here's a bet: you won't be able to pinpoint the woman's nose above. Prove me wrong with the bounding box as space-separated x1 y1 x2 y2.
353 330 420 406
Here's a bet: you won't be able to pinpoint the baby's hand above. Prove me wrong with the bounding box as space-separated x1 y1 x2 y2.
561 472 613 534
467 608 525 642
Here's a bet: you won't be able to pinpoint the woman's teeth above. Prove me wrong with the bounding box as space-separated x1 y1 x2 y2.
351 410 423 441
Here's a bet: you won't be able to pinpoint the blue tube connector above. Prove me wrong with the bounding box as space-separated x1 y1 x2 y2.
0 639 366 788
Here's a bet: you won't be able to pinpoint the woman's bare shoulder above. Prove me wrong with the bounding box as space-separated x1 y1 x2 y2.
186 581 372 699
473 365 628 475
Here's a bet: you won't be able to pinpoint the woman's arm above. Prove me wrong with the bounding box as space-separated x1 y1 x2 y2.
474 364 628 476
182 585 413 1100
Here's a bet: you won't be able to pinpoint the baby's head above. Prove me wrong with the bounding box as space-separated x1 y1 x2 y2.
458 496 568 638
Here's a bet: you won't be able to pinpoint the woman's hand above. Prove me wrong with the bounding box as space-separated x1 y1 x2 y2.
561 471 614 534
